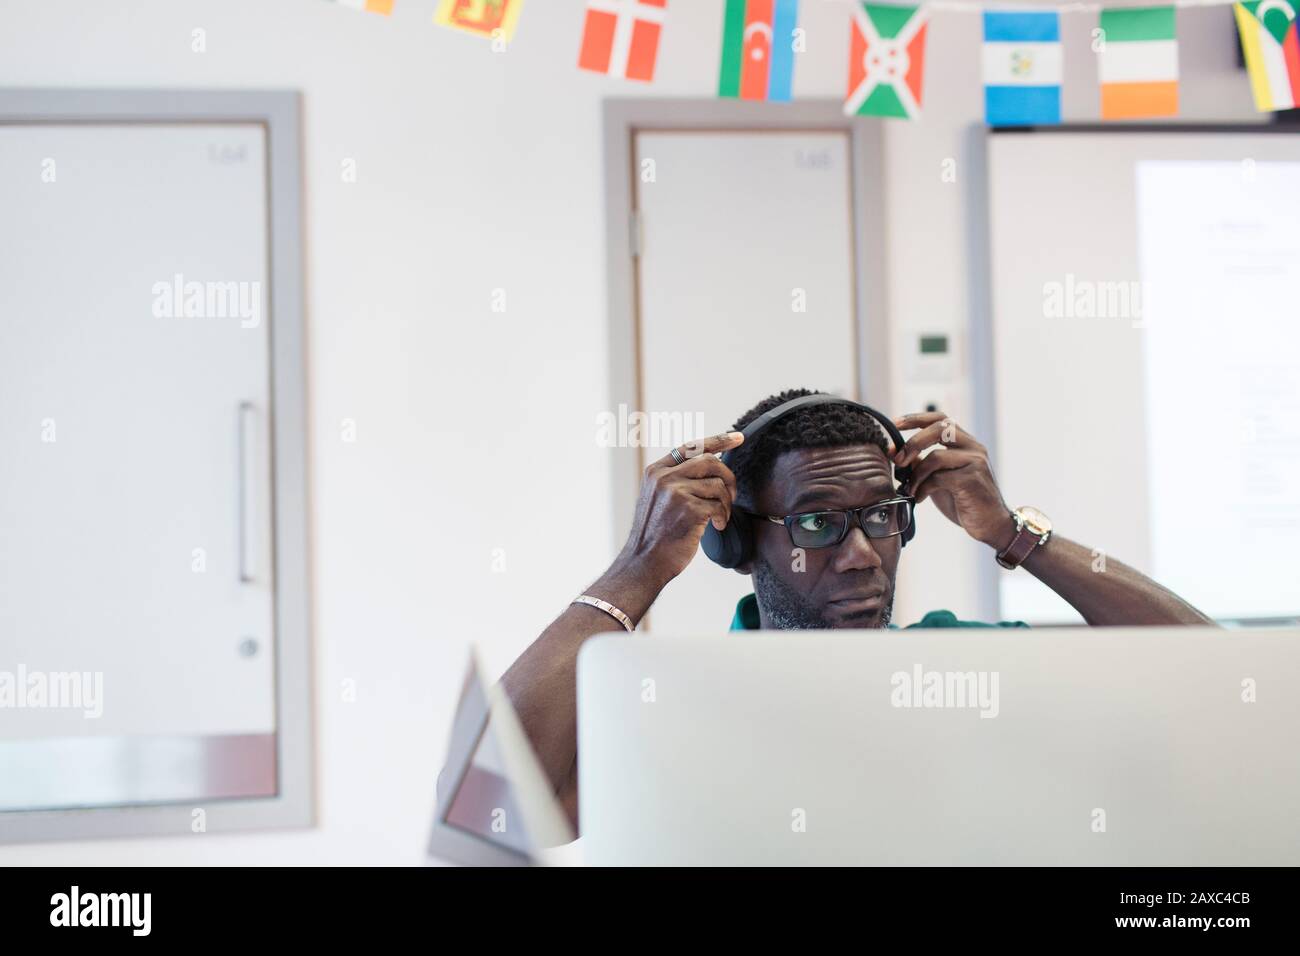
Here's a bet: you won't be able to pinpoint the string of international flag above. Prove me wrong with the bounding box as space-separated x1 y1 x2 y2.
325 0 1300 121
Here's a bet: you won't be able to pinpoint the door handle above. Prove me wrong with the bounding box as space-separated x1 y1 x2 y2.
238 401 257 584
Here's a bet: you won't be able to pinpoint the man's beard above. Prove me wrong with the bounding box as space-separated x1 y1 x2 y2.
752 556 893 630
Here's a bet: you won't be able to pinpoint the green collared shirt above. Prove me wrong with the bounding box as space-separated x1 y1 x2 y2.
729 593 1029 631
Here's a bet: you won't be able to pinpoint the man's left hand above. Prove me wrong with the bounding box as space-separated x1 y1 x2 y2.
892 411 1015 552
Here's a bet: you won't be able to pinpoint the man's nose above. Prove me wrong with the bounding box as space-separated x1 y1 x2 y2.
831 525 884 573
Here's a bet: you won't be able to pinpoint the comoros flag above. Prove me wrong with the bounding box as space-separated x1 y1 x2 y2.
718 0 800 102
844 3 929 119
1234 0 1300 111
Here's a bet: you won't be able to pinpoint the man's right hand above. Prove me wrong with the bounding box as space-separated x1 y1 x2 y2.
616 431 745 587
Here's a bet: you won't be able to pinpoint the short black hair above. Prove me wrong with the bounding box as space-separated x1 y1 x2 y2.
728 388 891 504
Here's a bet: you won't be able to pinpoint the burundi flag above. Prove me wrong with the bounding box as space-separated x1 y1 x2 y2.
983 11 1062 126
718 0 800 102
330 0 394 13
844 4 929 119
578 0 667 82
434 0 525 42
1234 0 1300 111
1099 7 1179 119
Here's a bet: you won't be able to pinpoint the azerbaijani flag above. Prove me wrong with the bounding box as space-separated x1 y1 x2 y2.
983 11 1062 126
844 4 929 119
718 0 800 102
331 0 394 13
1099 7 1178 119
1234 0 1300 111
578 0 667 82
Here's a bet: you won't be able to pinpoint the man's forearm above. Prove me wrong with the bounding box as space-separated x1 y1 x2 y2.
500 430 743 830
499 557 670 801
1018 534 1214 626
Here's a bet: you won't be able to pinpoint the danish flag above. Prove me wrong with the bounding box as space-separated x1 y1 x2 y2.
578 0 668 82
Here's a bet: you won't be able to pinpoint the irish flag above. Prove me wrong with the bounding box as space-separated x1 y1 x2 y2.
718 0 800 102
1098 7 1178 119
845 4 929 119
1235 1 1300 111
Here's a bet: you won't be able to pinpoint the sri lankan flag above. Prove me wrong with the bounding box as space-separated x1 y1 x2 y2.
844 4 929 119
718 0 800 102
434 0 525 41
1234 1 1300 111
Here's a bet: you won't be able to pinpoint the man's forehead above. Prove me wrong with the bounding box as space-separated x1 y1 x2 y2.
760 444 894 509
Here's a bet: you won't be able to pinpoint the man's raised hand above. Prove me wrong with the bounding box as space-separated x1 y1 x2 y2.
619 431 745 587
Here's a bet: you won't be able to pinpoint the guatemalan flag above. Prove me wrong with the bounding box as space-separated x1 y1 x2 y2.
982 11 1062 126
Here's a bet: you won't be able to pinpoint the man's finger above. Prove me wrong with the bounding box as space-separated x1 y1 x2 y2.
669 454 738 501
686 477 733 529
894 419 975 466
912 467 962 505
684 475 731 504
907 448 974 493
893 410 950 432
650 431 744 470
909 454 976 501
687 495 731 532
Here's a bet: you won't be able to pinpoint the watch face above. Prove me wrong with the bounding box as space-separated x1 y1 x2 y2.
1018 507 1051 536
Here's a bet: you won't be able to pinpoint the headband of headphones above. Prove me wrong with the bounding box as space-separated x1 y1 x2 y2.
720 394 913 492
702 394 915 568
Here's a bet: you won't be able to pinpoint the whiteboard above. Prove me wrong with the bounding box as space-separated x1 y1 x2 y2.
985 128 1300 623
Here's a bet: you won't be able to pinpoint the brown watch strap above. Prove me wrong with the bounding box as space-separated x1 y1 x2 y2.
996 521 1043 570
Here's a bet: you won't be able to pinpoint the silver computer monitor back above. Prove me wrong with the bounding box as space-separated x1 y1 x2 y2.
577 627 1300 865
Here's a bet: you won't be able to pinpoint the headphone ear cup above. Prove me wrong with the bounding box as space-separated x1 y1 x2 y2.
701 510 753 569
700 521 728 565
728 509 754 566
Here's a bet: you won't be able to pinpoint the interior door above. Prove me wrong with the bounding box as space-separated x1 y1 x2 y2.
0 123 276 809
633 130 861 633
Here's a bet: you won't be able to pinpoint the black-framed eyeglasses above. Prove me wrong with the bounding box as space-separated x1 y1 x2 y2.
743 497 914 550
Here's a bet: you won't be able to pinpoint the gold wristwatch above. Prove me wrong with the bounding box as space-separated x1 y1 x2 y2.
995 506 1052 570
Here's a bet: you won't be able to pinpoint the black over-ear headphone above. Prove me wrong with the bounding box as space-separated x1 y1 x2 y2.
700 394 915 569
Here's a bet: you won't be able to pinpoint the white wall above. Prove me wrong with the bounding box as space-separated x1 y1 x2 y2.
0 0 1258 864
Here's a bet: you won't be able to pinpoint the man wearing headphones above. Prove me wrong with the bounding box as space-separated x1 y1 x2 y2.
503 388 1212 825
